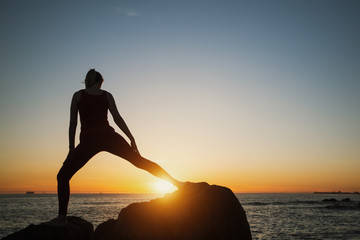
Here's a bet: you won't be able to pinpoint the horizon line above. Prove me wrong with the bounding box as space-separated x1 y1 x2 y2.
1 190 359 195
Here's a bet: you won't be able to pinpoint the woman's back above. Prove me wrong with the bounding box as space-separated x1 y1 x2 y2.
78 89 109 132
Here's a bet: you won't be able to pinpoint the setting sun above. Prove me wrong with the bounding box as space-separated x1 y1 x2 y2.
152 180 177 194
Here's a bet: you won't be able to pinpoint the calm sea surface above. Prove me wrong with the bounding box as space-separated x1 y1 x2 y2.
1 193 359 239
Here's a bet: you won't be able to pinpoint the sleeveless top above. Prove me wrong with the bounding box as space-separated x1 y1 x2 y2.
78 90 110 133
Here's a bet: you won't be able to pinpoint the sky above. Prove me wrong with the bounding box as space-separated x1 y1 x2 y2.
0 0 359 194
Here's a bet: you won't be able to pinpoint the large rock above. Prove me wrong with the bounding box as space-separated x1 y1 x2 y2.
2 216 93 240
92 182 252 240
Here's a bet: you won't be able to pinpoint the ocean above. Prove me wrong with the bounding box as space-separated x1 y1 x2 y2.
1 193 359 239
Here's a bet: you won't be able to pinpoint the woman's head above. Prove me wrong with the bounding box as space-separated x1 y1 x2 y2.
84 69 103 88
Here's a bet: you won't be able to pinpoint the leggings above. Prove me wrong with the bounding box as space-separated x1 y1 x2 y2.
56 127 169 216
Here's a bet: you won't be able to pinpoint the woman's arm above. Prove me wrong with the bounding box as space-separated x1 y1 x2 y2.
106 92 139 153
68 91 80 149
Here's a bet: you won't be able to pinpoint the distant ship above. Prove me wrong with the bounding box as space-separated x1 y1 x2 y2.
26 191 35 195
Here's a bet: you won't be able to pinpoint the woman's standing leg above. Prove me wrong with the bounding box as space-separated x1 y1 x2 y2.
57 142 100 217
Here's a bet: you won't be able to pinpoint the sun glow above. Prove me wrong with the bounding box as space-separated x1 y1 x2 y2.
152 180 177 194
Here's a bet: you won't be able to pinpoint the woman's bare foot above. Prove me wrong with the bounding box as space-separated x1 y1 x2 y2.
174 180 188 189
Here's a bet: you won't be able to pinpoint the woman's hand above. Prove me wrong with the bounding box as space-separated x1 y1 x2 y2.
131 140 140 155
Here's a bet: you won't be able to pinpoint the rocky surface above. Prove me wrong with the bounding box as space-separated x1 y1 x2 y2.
92 182 252 240
2 216 93 240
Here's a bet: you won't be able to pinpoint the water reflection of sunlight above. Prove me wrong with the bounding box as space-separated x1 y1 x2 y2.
152 179 177 194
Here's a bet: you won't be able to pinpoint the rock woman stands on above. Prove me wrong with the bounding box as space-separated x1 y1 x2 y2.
48 69 183 225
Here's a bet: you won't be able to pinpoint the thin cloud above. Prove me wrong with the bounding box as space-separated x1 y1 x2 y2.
126 11 138 17
115 7 139 17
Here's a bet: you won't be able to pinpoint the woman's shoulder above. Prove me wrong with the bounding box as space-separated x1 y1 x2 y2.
74 90 84 96
72 90 83 101
104 90 113 97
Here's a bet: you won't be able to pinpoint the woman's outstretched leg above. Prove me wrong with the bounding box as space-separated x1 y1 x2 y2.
130 155 184 188
106 132 184 188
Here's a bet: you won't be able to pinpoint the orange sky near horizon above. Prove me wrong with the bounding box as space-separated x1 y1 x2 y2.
1 143 359 194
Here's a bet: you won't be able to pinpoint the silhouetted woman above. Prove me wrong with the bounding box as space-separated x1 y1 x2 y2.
49 69 183 225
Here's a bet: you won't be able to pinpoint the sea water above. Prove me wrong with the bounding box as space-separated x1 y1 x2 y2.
1 193 359 239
